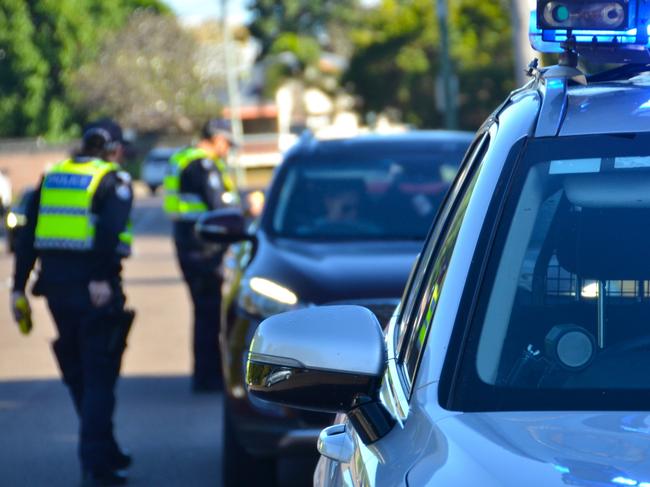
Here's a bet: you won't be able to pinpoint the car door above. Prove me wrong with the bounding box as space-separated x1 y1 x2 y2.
315 91 541 487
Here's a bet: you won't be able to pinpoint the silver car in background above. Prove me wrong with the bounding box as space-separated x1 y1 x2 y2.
141 147 177 194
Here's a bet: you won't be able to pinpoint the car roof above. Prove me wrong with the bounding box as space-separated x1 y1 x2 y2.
558 76 650 136
287 130 475 160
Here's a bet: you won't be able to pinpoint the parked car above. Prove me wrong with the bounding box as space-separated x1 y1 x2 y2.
243 4 650 486
5 187 35 253
141 147 177 194
197 130 473 486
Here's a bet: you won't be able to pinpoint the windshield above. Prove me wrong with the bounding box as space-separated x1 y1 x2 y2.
455 133 650 411
268 153 465 241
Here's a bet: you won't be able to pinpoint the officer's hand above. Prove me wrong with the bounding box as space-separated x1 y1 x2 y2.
89 281 112 308
10 291 29 322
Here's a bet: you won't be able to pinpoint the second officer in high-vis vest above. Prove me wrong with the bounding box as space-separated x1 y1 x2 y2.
11 119 134 487
164 119 238 393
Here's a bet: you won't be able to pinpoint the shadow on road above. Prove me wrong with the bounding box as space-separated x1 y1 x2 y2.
0 376 222 487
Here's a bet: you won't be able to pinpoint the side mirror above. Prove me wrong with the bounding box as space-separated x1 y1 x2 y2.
195 208 253 244
246 305 395 444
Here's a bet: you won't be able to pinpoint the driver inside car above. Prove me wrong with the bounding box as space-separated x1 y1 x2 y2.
322 187 361 223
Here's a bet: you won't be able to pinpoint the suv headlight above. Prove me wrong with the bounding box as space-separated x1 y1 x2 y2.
238 276 306 318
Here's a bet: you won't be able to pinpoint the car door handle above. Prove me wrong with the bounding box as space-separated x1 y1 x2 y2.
317 424 355 464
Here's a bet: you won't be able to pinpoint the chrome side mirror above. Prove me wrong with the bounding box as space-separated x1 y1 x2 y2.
246 305 395 444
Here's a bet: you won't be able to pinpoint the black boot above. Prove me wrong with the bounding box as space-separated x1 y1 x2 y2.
110 448 132 471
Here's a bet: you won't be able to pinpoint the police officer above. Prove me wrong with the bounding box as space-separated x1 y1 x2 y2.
164 119 238 392
11 119 134 486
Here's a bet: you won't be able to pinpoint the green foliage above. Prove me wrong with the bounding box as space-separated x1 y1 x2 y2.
247 0 358 59
0 0 48 136
247 0 359 97
0 0 169 139
344 0 439 127
344 0 516 130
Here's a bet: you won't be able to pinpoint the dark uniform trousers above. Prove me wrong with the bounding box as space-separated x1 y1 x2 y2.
175 243 224 389
45 282 129 472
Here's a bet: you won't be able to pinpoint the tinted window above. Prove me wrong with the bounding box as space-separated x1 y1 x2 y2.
453 133 650 411
270 154 464 241
399 132 492 383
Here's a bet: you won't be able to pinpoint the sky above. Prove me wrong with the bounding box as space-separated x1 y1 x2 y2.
164 0 249 24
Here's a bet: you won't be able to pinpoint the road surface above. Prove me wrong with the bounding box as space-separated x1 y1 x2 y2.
0 192 224 486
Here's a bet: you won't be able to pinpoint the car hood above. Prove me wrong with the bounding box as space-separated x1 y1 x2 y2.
249 235 422 305
407 411 650 487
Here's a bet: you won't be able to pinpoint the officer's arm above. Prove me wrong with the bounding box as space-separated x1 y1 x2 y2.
13 182 42 293
91 171 133 280
186 159 225 211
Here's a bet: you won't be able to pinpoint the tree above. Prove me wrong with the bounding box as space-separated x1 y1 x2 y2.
0 0 170 138
71 11 222 134
343 0 439 127
247 0 359 60
343 0 516 130
0 0 48 136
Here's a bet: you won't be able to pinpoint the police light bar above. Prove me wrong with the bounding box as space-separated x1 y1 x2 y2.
537 1 633 31
530 0 650 62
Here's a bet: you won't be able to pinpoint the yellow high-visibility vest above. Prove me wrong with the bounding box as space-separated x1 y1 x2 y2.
163 147 237 221
35 159 132 256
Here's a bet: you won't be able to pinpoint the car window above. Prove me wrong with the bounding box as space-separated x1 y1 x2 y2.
452 132 650 411
268 153 465 241
396 128 493 388
395 132 489 354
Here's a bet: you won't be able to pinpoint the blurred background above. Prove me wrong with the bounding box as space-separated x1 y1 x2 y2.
0 0 536 194
0 1 541 484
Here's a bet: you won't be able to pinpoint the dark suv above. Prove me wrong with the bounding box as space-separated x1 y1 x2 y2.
198 131 472 486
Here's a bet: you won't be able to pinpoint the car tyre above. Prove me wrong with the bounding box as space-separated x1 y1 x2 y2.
223 400 277 487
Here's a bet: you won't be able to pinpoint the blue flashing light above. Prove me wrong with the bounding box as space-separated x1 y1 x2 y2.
529 2 650 58
553 464 571 474
530 11 647 53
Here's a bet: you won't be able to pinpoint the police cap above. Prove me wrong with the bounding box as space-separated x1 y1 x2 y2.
201 118 236 146
82 118 125 152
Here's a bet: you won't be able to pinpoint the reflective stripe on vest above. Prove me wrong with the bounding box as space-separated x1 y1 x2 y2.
163 147 236 221
35 159 132 255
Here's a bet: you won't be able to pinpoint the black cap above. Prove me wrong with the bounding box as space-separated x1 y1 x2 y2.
82 118 124 152
201 118 236 145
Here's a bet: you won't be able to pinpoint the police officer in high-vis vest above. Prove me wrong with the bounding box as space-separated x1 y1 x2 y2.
164 119 238 392
11 119 134 487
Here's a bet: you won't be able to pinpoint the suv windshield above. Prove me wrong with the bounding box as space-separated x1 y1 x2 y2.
269 155 463 241
454 133 650 411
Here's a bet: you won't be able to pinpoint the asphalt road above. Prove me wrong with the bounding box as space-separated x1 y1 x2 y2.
0 192 224 486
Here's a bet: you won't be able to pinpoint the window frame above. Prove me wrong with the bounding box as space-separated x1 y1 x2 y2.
394 126 494 393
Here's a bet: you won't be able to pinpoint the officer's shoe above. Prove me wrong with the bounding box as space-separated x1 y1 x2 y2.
110 448 132 470
81 469 128 486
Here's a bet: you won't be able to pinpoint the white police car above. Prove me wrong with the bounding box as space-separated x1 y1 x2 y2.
245 1 650 485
